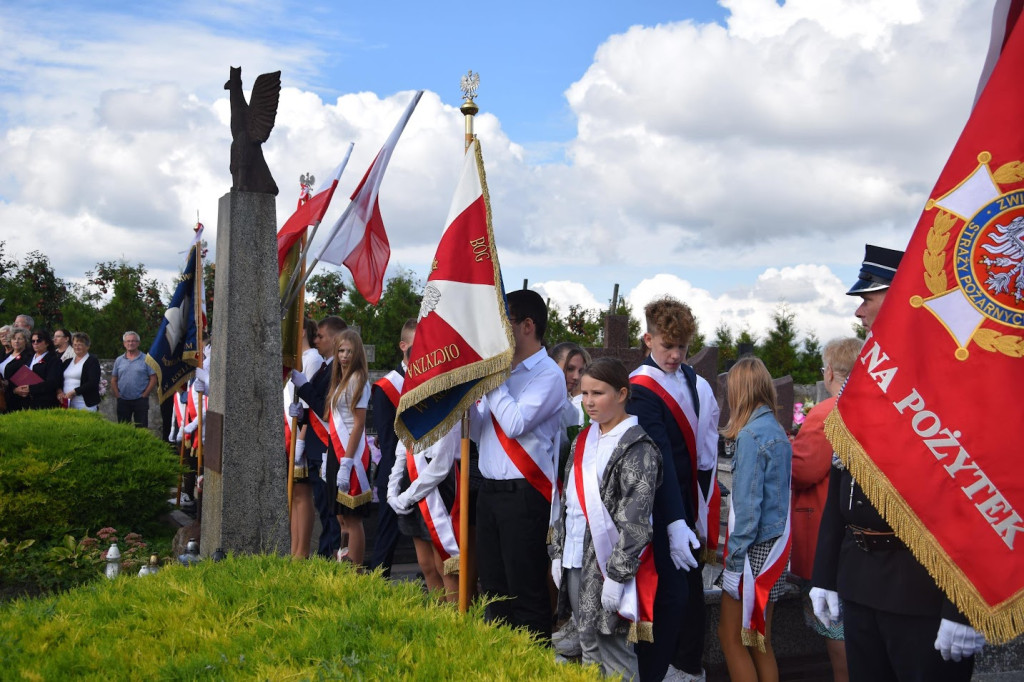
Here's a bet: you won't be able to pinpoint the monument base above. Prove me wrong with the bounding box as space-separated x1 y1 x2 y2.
201 190 289 556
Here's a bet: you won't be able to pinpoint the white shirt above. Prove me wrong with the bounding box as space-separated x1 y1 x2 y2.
696 375 721 471
389 425 460 504
562 415 638 568
471 348 565 481
333 379 371 432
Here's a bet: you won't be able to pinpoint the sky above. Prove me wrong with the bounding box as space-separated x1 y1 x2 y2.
0 0 1001 344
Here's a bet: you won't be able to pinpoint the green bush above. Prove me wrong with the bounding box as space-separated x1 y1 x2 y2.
0 555 602 680
0 410 179 539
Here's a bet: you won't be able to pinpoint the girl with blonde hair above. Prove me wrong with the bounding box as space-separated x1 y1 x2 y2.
718 356 792 682
325 328 372 565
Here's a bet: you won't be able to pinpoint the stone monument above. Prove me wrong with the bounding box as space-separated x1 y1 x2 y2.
200 67 288 556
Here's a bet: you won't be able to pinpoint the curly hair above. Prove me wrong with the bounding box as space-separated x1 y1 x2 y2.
644 296 696 347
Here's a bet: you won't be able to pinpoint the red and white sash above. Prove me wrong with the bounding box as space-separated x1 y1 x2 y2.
374 370 403 408
488 415 554 503
407 449 461 574
697 471 721 562
329 406 373 508
572 425 658 643
725 496 792 651
629 365 700 513
173 392 186 430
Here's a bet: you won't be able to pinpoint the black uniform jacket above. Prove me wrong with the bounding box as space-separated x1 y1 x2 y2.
812 465 966 621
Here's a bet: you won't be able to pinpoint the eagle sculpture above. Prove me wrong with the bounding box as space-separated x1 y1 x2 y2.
225 66 281 195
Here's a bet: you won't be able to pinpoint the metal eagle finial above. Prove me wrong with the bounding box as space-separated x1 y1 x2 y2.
460 70 480 102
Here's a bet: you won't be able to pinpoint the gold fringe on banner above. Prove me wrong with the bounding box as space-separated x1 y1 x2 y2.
825 407 1024 644
336 490 373 509
443 556 460 575
292 465 308 479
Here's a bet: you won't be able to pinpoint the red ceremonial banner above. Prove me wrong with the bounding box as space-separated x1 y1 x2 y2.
826 11 1024 643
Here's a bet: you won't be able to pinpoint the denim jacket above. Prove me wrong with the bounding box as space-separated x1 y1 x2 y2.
725 404 792 573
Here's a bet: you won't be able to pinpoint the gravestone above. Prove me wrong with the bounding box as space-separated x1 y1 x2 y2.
200 190 289 556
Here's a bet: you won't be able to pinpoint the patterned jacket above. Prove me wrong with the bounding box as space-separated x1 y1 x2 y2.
549 424 662 636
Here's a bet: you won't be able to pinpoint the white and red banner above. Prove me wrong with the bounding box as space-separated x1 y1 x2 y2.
826 3 1024 642
396 139 514 447
315 91 423 304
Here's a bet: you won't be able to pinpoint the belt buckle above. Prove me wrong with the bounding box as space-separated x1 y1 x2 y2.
852 531 870 552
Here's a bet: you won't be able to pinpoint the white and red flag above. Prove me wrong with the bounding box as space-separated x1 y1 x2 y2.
314 90 424 304
276 147 352 274
395 139 514 448
826 5 1024 643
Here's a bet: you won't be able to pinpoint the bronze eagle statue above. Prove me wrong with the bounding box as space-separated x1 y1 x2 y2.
225 67 281 195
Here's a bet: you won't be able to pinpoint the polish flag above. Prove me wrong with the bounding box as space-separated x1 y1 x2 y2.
315 90 424 304
276 145 352 274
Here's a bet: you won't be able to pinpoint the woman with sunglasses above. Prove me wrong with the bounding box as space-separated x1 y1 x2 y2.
10 329 64 410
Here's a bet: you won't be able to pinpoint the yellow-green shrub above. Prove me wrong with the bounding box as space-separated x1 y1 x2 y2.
0 409 179 539
0 555 601 680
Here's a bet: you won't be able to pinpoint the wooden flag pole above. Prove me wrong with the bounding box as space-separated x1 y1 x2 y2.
194 225 206 501
287 228 309 516
458 71 480 614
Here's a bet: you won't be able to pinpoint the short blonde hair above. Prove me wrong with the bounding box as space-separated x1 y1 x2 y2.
721 356 777 440
822 337 864 379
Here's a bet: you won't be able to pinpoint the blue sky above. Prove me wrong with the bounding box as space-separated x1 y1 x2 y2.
0 0 998 341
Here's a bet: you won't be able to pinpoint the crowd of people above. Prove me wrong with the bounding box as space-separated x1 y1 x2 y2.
2 242 989 681
0 314 114 415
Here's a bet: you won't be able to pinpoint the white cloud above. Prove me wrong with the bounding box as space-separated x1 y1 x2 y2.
0 0 996 349
532 280 604 312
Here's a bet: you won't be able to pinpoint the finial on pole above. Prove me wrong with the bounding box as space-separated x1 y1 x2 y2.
460 70 480 152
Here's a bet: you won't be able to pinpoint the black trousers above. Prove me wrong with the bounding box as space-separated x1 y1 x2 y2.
367 466 401 575
307 447 341 558
843 599 974 682
635 523 690 682
476 478 551 642
672 559 706 674
117 396 149 427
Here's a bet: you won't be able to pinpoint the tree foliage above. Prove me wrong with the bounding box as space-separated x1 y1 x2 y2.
0 244 73 332
546 299 642 349
305 269 422 370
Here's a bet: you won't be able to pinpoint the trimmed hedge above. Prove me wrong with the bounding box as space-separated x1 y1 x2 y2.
0 555 602 680
0 409 179 539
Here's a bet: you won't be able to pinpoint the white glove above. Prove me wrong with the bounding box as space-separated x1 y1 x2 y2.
193 378 207 394
290 369 308 388
389 490 414 515
184 420 198 435
721 569 741 600
935 618 985 662
336 457 354 493
550 558 562 589
666 520 700 571
810 587 842 629
601 577 625 613
288 402 303 419
293 439 306 469
169 431 177 443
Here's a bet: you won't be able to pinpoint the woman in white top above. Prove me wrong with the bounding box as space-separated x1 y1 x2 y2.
325 329 372 565
59 332 102 411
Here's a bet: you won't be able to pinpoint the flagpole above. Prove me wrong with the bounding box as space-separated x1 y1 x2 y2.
287 209 311 517
280 143 355 315
194 222 206 507
458 70 479 614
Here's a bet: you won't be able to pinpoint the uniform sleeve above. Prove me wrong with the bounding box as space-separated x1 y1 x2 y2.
697 378 720 471
628 384 686 527
485 366 565 438
404 427 459 503
811 467 845 591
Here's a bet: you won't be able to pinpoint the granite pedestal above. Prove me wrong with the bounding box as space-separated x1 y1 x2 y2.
200 190 289 556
